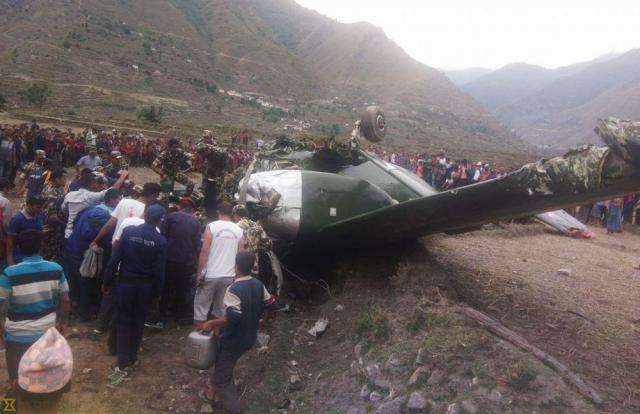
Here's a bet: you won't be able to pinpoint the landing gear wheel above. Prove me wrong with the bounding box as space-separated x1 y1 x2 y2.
360 106 386 142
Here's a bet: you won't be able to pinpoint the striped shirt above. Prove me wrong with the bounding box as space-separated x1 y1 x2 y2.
0 256 69 343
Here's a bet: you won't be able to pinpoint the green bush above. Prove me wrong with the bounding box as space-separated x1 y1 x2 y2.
137 105 164 124
262 107 288 123
67 31 86 42
206 82 217 94
507 361 538 391
19 84 51 109
189 77 205 89
0 95 6 111
143 42 153 56
354 304 390 341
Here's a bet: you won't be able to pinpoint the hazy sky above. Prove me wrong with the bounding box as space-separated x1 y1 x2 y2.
294 0 640 70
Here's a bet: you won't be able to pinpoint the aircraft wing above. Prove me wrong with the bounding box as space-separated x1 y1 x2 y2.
311 118 640 248
535 210 594 238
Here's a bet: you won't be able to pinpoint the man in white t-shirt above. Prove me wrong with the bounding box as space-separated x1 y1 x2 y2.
91 182 161 246
193 202 244 329
112 216 145 243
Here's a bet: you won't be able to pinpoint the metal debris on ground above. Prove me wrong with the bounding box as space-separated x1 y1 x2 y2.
307 318 329 337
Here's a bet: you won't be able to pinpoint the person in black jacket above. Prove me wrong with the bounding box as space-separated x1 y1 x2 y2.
200 251 276 413
102 204 167 381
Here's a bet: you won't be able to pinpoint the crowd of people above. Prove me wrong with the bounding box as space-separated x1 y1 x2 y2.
2 122 261 178
0 122 278 413
581 195 639 234
0 122 165 176
367 147 507 190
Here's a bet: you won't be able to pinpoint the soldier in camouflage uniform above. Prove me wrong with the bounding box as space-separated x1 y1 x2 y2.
195 135 230 218
40 168 67 263
103 150 129 183
232 204 274 290
15 149 46 197
152 138 195 194
220 172 237 202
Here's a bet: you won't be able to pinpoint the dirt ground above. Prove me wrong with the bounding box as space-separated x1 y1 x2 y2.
0 166 639 413
433 223 640 413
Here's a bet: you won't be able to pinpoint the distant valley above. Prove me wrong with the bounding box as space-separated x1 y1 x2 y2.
445 50 640 148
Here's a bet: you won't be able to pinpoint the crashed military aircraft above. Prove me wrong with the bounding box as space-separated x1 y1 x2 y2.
240 108 640 251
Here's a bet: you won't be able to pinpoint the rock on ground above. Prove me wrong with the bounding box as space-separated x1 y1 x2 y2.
488 389 503 403
446 403 459 414
427 369 445 386
408 367 430 386
407 391 428 412
369 391 384 403
200 403 213 413
360 384 370 400
376 396 408 414
365 364 382 380
460 400 478 414
372 378 393 391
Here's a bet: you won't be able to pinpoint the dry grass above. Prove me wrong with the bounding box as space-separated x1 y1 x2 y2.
430 224 640 412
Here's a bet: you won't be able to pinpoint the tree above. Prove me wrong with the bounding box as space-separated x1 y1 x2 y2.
262 107 288 123
137 105 164 124
206 82 217 94
19 84 51 109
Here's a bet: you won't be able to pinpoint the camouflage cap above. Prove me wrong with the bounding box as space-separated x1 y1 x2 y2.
232 204 248 217
35 149 46 158
111 150 123 159
18 327 73 394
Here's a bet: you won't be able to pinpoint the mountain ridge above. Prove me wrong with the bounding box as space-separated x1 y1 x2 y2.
447 50 637 147
499 49 640 146
0 0 531 163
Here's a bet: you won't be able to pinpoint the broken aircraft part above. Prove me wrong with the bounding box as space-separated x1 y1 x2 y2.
359 106 387 143
535 210 595 239
243 114 640 250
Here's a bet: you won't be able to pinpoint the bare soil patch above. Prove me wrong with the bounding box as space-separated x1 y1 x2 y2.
432 224 640 413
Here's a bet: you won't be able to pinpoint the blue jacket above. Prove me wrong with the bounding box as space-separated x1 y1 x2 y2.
65 204 113 257
103 223 167 296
